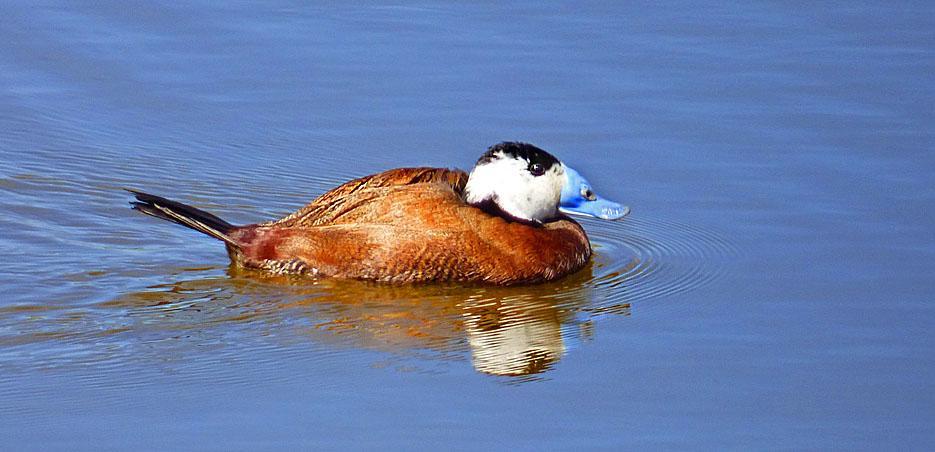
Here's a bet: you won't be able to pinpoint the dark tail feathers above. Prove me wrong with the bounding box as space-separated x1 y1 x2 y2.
128 189 238 247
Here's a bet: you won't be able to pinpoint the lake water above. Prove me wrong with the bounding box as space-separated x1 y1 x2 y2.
1 1 933 449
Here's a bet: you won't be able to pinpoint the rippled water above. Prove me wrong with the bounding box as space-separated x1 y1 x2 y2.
1 146 732 381
1 1 933 449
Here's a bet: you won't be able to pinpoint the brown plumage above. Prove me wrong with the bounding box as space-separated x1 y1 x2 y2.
129 149 593 285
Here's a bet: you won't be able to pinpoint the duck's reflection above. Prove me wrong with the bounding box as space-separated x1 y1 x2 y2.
266 264 603 377
462 296 565 376
106 262 626 378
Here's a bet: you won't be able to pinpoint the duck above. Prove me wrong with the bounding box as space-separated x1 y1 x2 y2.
128 141 628 285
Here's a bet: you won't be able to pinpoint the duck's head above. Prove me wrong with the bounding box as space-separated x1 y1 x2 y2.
465 142 628 223
465 142 565 223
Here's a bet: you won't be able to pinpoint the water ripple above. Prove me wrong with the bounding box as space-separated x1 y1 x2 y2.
583 214 737 312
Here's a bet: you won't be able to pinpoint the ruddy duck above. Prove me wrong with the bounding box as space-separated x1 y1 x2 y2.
129 142 627 285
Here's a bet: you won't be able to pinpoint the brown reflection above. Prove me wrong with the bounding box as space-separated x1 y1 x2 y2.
253 264 599 377
462 296 565 376
94 261 625 378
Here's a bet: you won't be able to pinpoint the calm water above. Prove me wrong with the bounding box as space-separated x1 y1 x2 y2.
1 1 933 449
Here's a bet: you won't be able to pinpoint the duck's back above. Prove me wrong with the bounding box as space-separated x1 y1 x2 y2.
227 167 591 284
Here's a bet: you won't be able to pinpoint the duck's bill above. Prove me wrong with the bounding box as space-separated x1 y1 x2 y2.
560 197 630 220
560 165 630 220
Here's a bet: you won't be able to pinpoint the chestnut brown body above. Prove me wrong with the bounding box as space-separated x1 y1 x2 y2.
132 167 591 285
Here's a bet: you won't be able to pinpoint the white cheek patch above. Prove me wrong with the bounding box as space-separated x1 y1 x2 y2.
464 155 564 222
464 156 526 204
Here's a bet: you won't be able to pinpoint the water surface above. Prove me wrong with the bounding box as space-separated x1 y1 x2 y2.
1 1 933 449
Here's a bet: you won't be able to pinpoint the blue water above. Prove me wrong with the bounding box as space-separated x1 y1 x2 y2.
1 1 933 449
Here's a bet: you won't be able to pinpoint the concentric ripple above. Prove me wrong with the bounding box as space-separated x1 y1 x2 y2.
583 214 738 313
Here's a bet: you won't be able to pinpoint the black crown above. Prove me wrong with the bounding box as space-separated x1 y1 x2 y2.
477 142 560 170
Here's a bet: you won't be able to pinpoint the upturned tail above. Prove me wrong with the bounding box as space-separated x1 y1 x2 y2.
127 189 239 247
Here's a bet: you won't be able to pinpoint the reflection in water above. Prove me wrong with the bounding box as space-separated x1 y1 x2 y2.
249 264 602 377
463 297 566 376
0 262 609 379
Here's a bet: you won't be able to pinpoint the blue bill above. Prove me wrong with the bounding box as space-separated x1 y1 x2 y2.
560 166 630 220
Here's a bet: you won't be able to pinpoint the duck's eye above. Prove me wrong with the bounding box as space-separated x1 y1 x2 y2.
528 163 546 177
581 187 596 201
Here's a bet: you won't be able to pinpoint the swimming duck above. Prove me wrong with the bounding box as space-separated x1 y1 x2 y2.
129 142 627 285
